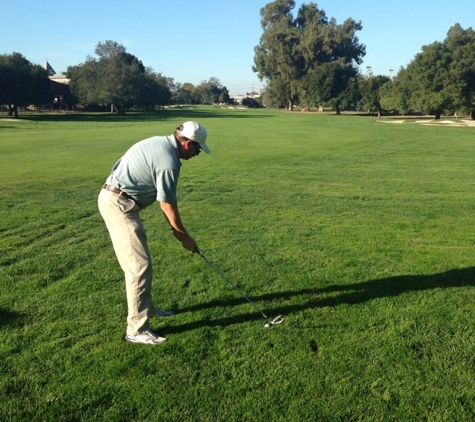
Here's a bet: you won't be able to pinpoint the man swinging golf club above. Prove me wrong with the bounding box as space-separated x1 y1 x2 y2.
98 121 210 345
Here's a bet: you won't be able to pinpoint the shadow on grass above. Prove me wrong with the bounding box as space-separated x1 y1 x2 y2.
166 266 475 333
0 308 24 328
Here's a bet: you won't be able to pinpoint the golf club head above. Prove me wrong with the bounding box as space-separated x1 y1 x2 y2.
271 315 285 325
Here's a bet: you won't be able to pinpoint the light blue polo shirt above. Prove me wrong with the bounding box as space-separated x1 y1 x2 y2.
106 135 181 209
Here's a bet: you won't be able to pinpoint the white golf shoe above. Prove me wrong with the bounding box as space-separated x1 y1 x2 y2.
154 309 174 318
124 330 167 345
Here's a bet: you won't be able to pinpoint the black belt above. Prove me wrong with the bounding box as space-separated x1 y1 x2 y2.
102 184 135 201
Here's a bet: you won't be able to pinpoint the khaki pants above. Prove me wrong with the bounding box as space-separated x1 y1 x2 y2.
98 188 154 335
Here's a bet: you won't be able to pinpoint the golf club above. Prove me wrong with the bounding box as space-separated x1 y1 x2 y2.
197 250 284 327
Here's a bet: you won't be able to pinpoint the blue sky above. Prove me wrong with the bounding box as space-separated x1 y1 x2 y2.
2 0 474 95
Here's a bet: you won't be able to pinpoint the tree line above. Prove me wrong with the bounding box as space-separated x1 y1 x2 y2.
0 41 233 117
254 0 475 119
67 41 232 114
0 52 51 118
2 0 474 119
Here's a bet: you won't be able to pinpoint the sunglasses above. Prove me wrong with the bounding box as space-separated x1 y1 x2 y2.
192 141 202 153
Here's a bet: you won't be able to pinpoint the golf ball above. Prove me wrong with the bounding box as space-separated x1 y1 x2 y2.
264 323 270 328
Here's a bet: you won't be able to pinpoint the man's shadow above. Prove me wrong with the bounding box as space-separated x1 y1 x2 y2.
164 266 475 333
0 308 23 328
4 268 473 333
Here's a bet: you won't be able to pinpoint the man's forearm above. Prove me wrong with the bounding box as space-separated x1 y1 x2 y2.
160 201 199 252
160 201 189 238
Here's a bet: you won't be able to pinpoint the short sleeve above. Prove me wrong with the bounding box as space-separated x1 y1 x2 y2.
154 169 180 203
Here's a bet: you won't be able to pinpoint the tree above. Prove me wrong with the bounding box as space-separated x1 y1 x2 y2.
152 72 172 108
67 40 148 113
302 59 358 114
0 52 51 118
95 41 146 113
358 74 391 117
387 24 475 119
242 97 263 108
261 78 288 108
253 1 365 112
195 77 223 104
339 76 361 112
219 87 232 104
171 77 231 105
253 0 303 110
171 82 195 104
379 74 411 115
403 41 452 119
444 24 475 118
135 69 171 110
67 59 99 109
297 4 365 113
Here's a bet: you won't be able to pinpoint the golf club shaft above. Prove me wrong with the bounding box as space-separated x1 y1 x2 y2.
198 251 268 319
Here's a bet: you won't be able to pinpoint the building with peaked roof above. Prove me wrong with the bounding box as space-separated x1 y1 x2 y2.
43 61 70 84
44 60 56 76
43 61 72 109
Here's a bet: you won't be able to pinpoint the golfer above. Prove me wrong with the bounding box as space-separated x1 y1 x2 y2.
98 121 210 345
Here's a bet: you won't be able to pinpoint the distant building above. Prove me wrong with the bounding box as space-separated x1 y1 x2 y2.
44 61 70 85
44 61 56 76
230 91 261 105
43 61 72 109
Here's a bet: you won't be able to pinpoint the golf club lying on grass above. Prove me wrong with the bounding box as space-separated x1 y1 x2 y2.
197 251 284 328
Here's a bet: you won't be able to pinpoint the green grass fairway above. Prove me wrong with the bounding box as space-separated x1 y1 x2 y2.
1 108 475 421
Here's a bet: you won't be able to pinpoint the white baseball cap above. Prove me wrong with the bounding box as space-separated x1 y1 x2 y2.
178 121 210 153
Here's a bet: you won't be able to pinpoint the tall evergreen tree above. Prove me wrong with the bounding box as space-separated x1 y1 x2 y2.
253 0 302 110
253 0 365 111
